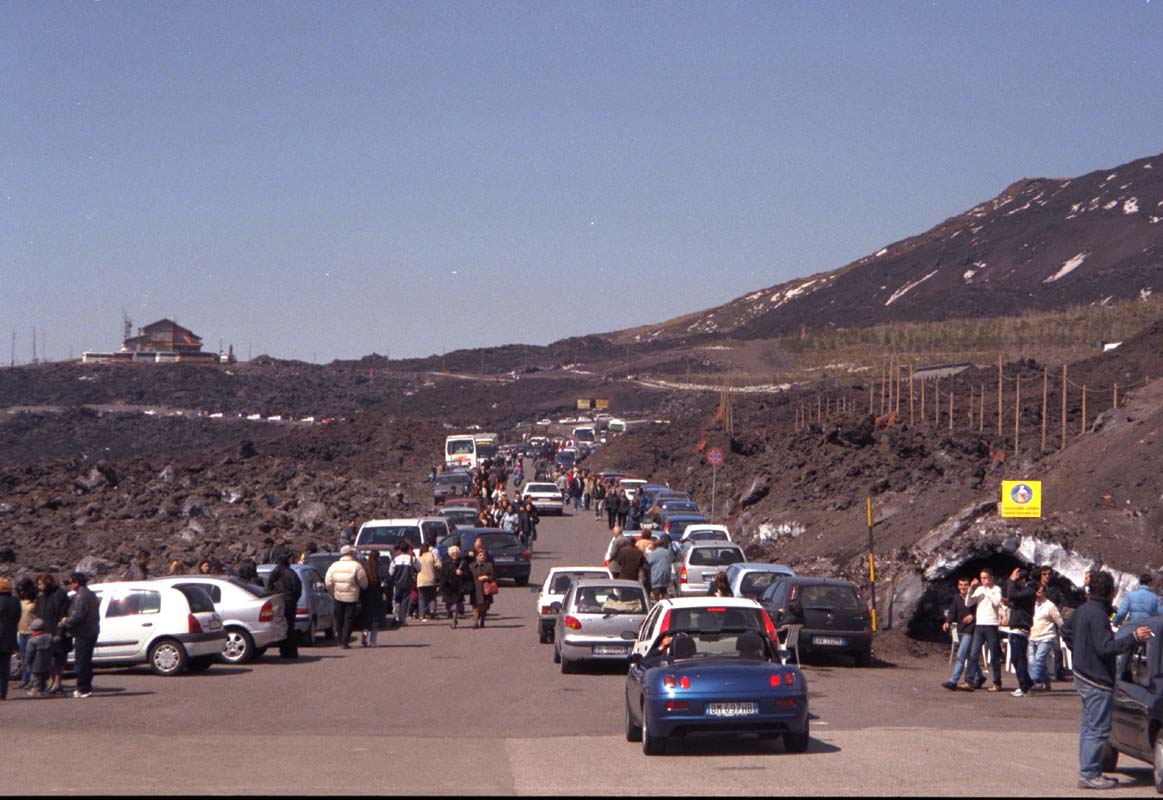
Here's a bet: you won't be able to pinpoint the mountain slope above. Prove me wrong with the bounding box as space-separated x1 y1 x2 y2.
619 152 1163 343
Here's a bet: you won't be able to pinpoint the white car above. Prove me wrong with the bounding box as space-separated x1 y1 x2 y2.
522 482 565 515
679 524 733 544
617 478 648 500
78 581 227 676
672 542 747 596
151 576 287 663
535 566 612 643
554 579 650 672
629 596 777 659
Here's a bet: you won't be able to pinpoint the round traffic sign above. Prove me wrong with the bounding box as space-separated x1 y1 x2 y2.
706 448 724 465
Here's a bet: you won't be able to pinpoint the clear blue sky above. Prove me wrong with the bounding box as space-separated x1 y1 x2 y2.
3 1 1161 362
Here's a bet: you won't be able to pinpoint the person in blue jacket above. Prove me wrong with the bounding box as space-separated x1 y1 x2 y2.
1112 574 1160 625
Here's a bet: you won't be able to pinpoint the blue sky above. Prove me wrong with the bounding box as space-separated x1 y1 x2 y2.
3 2 1161 362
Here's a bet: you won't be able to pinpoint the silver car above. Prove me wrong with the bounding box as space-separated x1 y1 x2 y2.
152 576 287 663
553 579 649 673
256 563 337 645
672 542 747 595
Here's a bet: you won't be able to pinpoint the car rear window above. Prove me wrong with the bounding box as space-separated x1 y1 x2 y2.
106 589 162 617
689 547 745 567
526 484 558 493
175 585 216 614
478 533 522 553
800 584 862 611
358 525 421 547
686 530 728 542
738 572 785 598
573 586 646 614
661 631 770 660
551 571 608 594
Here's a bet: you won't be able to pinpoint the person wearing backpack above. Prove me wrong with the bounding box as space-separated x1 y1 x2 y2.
389 542 421 628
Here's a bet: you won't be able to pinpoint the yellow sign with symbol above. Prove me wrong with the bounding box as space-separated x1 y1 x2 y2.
1001 480 1042 518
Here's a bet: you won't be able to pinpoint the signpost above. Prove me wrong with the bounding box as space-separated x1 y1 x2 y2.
706 448 724 522
1000 480 1042 518
867 497 877 631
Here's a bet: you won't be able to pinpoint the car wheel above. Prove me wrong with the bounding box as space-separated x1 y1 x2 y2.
148 638 188 676
854 652 872 668
1154 731 1163 793
187 655 215 672
784 722 810 754
1099 741 1119 773
221 627 255 664
299 618 317 647
553 644 561 664
515 576 529 587
625 699 642 742
323 617 337 640
560 653 575 674
538 626 549 645
641 704 665 756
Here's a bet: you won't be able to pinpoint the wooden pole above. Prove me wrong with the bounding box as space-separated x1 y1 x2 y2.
817 394 822 425
1113 383 1119 409
868 382 873 415
826 395 831 419
880 360 887 415
920 374 926 423
967 387 974 429
949 391 954 433
894 355 901 416
1081 385 1087 435
997 353 1003 436
1041 367 1048 452
1061 365 1067 449
1014 373 1021 456
979 384 985 432
934 376 940 425
908 363 915 426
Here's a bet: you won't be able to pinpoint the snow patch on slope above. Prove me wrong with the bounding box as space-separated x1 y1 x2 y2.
885 270 938 306
1123 197 1139 214
1044 252 1089 283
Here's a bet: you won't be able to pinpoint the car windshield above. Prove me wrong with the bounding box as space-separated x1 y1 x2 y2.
573 585 647 614
526 484 558 493
653 630 771 661
476 444 497 459
550 571 608 594
575 429 595 441
738 572 787 598
437 474 468 485
478 533 522 553
441 510 478 525
687 530 728 542
447 440 475 455
800 584 862 611
358 525 420 546
688 547 745 567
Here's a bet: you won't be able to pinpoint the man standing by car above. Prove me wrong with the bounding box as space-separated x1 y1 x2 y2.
63 573 100 698
266 555 302 659
325 546 367 649
1069 570 1152 790
122 549 151 581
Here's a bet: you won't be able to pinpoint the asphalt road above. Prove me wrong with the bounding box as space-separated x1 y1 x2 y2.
2 501 1157 796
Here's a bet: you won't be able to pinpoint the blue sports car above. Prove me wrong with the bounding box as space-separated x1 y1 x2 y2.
624 626 809 755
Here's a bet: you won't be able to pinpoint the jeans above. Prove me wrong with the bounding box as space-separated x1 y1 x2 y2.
948 632 974 684
333 600 357 645
1027 638 1055 687
583 493 590 510
572 493 581 510
595 499 603 520
1076 678 1114 779
1009 630 1032 691
73 636 97 693
418 586 437 618
394 588 412 625
18 632 31 684
965 625 1002 687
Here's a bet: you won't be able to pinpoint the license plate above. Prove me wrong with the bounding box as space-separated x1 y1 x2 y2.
495 557 515 563
593 644 628 655
813 636 846 646
208 619 222 631
707 702 758 717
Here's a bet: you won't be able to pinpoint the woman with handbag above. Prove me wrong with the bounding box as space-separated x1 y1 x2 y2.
34 573 69 695
468 549 498 629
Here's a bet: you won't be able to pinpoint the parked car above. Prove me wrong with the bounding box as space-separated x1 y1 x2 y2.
438 506 481 529
76 581 226 676
1104 617 1163 789
356 517 451 550
535 566 613 644
437 529 531 585
442 496 484 513
301 551 344 578
661 514 711 539
658 499 701 516
725 563 797 601
256 563 336 645
152 576 287 663
757 577 873 666
624 626 809 755
672 542 747 596
630 596 778 659
433 470 472 503
522 482 565 515
554 579 650 673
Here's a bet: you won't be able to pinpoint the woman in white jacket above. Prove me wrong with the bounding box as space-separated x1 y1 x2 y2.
1026 585 1064 692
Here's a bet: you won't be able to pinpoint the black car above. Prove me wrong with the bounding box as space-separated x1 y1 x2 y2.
1106 617 1163 789
758 577 873 666
436 528 531 586
438 506 480 530
433 470 472 503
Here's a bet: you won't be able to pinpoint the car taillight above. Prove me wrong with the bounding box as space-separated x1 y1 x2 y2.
761 608 779 642
259 600 274 622
523 550 530 560
564 616 582 630
679 566 687 584
187 614 203 634
663 675 691 690
296 607 309 615
540 606 553 615
770 672 795 687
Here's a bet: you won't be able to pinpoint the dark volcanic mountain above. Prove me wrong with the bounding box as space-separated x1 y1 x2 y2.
612 152 1163 344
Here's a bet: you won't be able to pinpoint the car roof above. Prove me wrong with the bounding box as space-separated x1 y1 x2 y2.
571 578 646 590
654 596 763 610
781 576 858 587
686 541 743 550
548 566 610 576
360 518 442 526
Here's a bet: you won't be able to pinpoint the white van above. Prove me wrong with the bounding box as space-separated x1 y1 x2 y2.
355 517 451 553
445 434 478 470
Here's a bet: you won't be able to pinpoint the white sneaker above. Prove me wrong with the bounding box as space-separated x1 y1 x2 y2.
1011 688 1025 697
73 690 92 698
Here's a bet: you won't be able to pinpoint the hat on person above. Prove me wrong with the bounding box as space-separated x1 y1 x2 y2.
31 619 45 632
340 545 355 556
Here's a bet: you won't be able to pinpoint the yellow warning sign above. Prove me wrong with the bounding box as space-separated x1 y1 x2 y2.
595 399 609 410
576 398 592 410
1001 480 1042 518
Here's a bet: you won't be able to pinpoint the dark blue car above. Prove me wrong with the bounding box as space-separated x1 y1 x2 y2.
624 627 809 755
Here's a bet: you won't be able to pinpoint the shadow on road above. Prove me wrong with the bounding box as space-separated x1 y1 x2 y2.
662 736 842 757
1111 767 1155 790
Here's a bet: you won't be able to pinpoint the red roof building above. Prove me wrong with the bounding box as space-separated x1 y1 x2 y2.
123 319 204 354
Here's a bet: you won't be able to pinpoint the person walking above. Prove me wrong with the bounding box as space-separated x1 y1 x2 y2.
63 572 100 698
941 577 976 690
468 548 498 629
518 501 539 553
616 490 630 529
167 559 188 575
1005 566 1037 697
34 573 69 695
415 544 441 622
606 487 620 529
1028 583 1065 692
265 555 303 658
1112 574 1161 625
614 534 646 587
593 479 606 521
0 577 21 701
440 545 468 629
963 569 1004 692
15 578 37 690
646 538 674 603
1068 570 1152 790
325 545 368 649
123 549 151 581
711 572 733 597
389 542 421 627
357 550 386 646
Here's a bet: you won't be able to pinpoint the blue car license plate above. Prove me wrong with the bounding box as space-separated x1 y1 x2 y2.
813 636 846 646
707 702 758 717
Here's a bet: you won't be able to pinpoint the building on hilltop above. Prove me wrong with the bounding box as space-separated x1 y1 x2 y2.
82 318 233 365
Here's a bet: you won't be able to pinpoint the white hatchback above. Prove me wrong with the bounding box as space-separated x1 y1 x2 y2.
152 576 288 663
535 566 612 643
522 482 565 515
629 596 777 659
77 581 227 676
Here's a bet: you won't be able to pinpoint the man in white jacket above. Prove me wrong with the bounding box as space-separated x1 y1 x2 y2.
1027 585 1065 692
963 569 1004 692
325 545 368 649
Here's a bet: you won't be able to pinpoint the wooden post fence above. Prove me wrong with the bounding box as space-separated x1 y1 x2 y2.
908 363 915 426
1081 385 1087 434
979 384 985 432
1014 373 1021 456
997 354 1003 437
1041 367 1048 452
1061 365 1067 449
948 391 954 433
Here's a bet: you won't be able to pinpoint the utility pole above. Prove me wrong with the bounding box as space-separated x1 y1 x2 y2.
31 326 37 363
10 330 15 366
248 342 252 361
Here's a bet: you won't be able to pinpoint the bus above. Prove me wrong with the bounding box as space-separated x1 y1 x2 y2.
572 425 595 444
474 432 499 464
445 435 478 470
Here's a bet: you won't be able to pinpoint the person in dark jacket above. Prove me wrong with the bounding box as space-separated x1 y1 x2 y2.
616 491 631 528
34 573 69 695
627 498 643 530
518 501 539 552
468 549 497 629
614 538 646 586
64 572 100 698
122 549 151 581
266 555 303 658
440 545 468 629
1069 571 1152 789
942 577 977 690
357 550 386 646
0 577 22 700
1004 567 1037 697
